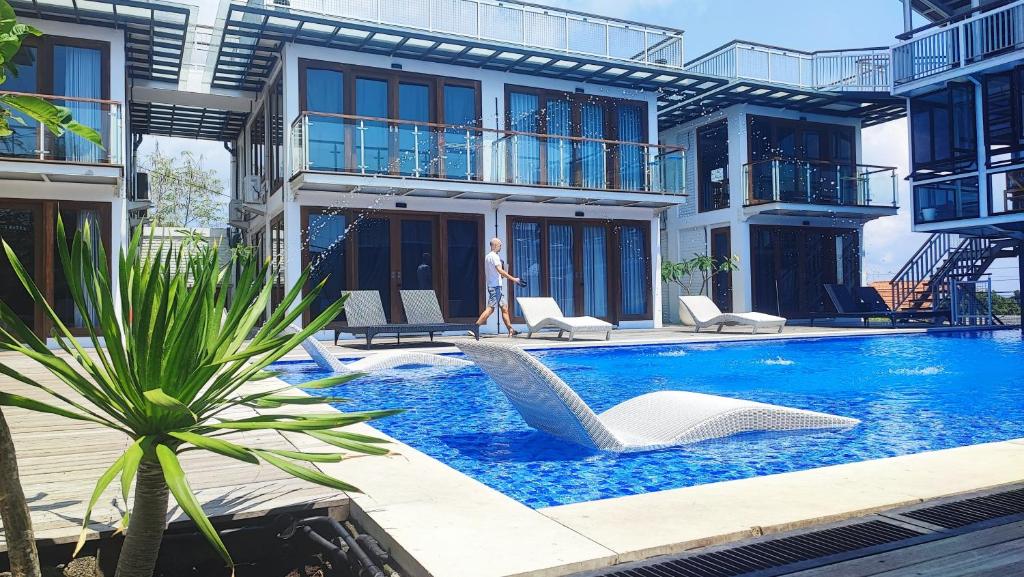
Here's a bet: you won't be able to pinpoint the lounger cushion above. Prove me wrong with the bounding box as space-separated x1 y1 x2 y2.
517 297 613 336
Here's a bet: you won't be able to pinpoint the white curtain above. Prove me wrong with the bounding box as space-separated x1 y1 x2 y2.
548 223 574 314
57 46 102 163
511 221 541 317
74 209 101 328
619 225 647 316
509 92 540 184
582 225 607 317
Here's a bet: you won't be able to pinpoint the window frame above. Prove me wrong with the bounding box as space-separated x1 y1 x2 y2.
697 119 730 213
982 65 1024 169
908 82 978 178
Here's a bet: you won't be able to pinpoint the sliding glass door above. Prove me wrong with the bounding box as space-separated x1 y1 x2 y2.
508 217 649 322
303 209 482 324
0 205 40 332
53 44 103 163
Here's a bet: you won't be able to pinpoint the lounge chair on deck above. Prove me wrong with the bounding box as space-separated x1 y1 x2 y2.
338 290 481 348
678 295 786 334
818 284 947 327
456 340 858 452
515 297 613 341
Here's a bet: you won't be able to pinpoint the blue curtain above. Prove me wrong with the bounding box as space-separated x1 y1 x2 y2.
511 221 541 316
545 98 571 186
308 213 347 321
509 92 540 184
305 69 344 171
54 45 102 163
444 85 477 179
619 225 647 316
582 225 607 317
355 78 389 174
398 82 431 177
618 105 644 191
579 102 606 189
548 223 574 314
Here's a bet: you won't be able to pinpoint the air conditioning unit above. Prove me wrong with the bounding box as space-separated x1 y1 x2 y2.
134 172 150 202
228 199 250 229
241 175 264 204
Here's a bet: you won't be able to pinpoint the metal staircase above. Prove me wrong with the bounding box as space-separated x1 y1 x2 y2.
890 234 1019 317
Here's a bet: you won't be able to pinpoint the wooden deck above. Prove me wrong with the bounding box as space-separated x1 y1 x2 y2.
785 520 1024 576
0 352 347 552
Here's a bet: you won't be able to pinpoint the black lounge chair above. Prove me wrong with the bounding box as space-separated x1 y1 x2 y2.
336 290 480 348
817 284 947 327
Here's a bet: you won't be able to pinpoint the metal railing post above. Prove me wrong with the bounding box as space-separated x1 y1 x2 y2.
413 124 421 177
465 129 473 180
302 114 310 171
805 162 812 203
771 159 780 202
358 120 366 174
511 135 519 184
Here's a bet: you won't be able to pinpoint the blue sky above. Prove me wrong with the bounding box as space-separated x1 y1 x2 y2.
142 1 1019 292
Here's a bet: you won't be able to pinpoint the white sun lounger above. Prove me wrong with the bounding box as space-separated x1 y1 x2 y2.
679 295 786 334
286 324 471 373
516 297 613 341
456 339 858 452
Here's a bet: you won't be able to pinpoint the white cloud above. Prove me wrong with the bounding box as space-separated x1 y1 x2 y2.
860 118 929 284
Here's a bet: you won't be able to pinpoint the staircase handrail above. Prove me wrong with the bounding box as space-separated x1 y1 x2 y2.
889 233 953 311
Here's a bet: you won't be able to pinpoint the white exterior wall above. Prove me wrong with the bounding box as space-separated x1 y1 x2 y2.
9 19 128 308
660 103 866 320
253 42 665 331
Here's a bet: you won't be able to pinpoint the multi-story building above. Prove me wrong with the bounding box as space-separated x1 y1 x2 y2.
4 0 1014 338
659 42 905 320
887 0 1023 318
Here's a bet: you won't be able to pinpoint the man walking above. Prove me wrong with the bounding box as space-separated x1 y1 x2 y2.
476 237 520 337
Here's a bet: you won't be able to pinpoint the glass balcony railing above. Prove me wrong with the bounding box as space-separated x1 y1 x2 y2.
685 41 891 92
291 112 686 196
0 92 122 165
744 159 898 208
893 0 1024 86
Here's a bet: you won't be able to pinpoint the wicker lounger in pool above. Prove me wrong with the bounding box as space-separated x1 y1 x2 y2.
286 324 471 372
516 297 614 341
679 295 786 334
337 290 481 348
456 339 858 452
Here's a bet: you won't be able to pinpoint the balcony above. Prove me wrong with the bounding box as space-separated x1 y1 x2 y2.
271 0 684 69
685 41 891 92
743 159 898 219
290 112 685 206
893 0 1024 88
0 93 123 185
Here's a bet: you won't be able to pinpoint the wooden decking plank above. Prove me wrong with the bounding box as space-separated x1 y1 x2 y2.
786 521 1024 576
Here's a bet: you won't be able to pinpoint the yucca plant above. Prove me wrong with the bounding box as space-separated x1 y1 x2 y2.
0 220 398 577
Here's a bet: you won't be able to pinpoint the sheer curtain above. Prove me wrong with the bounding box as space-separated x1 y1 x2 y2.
579 102 606 189
617 105 644 191
509 92 540 184
305 69 345 171
619 225 647 316
548 223 574 314
545 98 571 186
55 46 102 163
582 225 607 317
511 221 541 316
74 209 101 327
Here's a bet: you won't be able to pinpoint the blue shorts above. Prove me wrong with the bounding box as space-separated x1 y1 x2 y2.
487 286 505 308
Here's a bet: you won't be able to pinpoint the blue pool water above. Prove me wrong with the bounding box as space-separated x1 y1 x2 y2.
274 331 1024 508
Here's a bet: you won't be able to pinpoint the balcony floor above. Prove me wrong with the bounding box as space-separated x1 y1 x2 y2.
744 201 899 221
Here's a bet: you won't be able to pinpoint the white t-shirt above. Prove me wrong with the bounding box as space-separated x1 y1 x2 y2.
485 251 504 288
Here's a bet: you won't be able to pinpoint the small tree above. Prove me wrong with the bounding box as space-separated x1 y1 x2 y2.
662 253 740 296
144 147 225 228
0 3 103 576
0 221 398 577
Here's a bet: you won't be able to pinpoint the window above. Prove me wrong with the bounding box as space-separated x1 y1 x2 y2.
298 60 481 178
0 200 110 337
910 83 977 177
747 115 858 204
984 66 1024 168
0 37 109 163
267 75 284 190
504 86 648 191
507 217 651 321
913 177 980 223
270 215 285 310
697 120 729 212
989 169 1024 215
249 106 265 183
306 211 347 322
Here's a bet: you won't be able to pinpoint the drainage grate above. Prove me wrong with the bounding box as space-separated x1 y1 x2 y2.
900 487 1024 529
582 520 922 577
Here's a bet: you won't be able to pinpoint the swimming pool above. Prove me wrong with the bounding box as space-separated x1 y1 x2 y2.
274 331 1024 508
